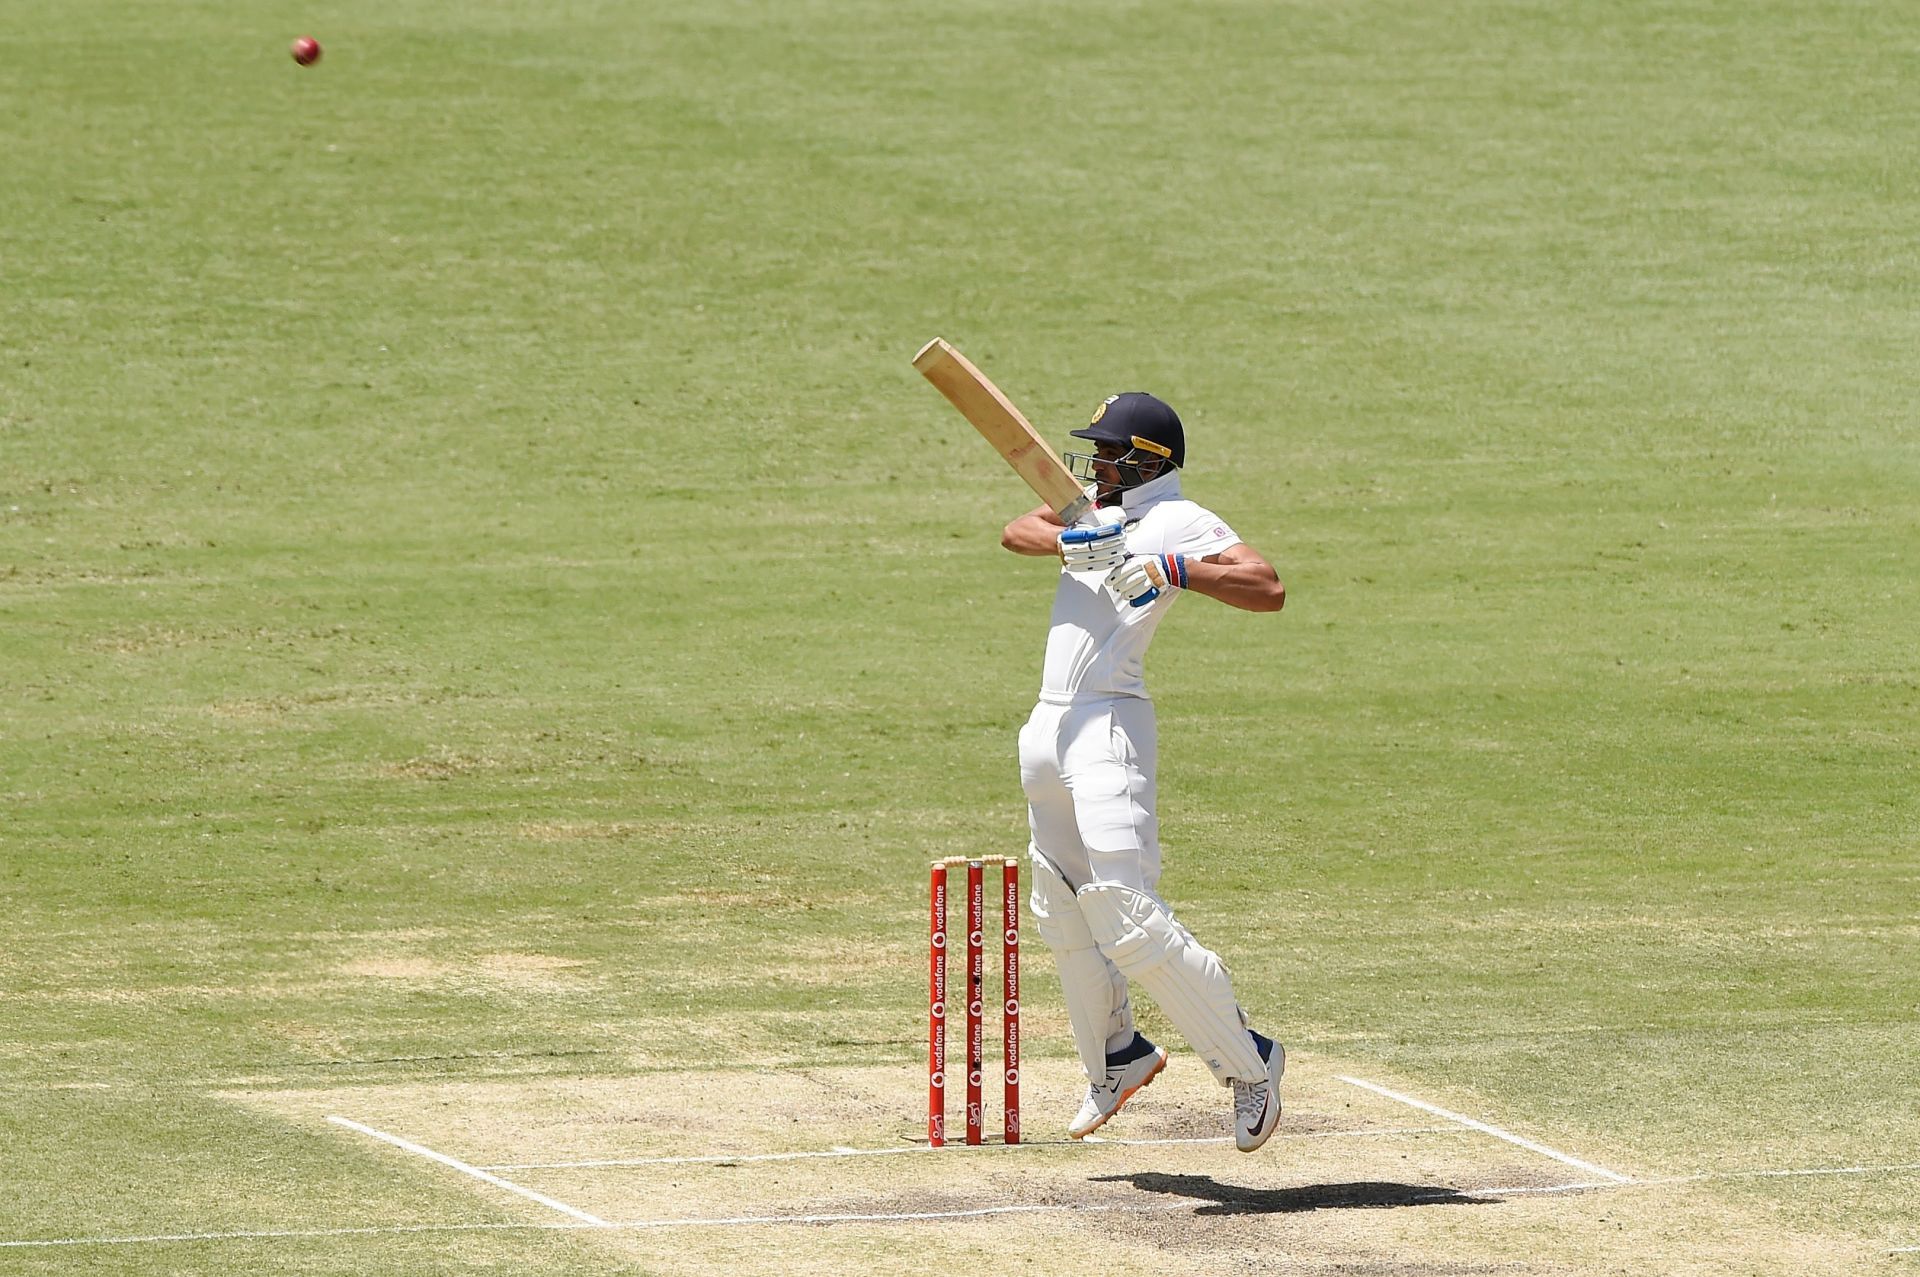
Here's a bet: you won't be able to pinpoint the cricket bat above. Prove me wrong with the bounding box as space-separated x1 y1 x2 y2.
913 338 1094 526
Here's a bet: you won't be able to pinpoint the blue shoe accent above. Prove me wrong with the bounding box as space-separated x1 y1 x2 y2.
1106 1033 1159 1068
1071 1037 1169 1138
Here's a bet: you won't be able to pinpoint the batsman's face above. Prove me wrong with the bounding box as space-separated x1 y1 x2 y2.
1066 440 1162 500
1090 442 1129 493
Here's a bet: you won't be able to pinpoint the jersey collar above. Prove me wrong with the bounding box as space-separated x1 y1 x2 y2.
1117 469 1183 515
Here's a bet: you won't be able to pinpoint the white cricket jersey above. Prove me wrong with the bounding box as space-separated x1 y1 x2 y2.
1038 471 1240 704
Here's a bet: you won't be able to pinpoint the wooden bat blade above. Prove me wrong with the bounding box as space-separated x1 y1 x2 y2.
913 338 1092 524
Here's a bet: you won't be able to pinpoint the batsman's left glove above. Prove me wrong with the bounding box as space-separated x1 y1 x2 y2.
1105 553 1187 608
1058 520 1129 575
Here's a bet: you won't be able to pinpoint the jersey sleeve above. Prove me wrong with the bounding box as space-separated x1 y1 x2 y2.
1171 503 1240 557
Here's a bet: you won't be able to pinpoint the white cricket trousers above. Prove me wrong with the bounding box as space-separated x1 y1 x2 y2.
1018 696 1160 892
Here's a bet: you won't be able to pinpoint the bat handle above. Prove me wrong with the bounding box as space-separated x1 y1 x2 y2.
1060 485 1106 525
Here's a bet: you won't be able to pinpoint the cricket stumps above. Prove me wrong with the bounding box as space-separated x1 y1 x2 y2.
928 857 1020 1146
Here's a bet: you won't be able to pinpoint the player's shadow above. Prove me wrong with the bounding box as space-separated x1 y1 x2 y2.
1092 1172 1494 1216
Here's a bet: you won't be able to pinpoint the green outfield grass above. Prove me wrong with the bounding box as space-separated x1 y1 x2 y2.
3 0 1917 1271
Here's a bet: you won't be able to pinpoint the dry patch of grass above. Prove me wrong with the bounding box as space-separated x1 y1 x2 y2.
337 951 589 993
671 939 902 991
86 625 204 654
516 821 650 841
642 889 764 908
203 698 290 721
340 956 457 981
380 751 498 780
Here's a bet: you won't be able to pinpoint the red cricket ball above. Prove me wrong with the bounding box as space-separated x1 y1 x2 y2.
290 36 322 66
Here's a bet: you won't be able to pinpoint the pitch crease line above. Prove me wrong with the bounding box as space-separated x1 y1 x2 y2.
608 1202 1190 1229
0 1221 588 1248
477 1126 1459 1171
327 1116 608 1226
0 1201 1193 1248
1336 1076 1632 1183
1693 1161 1920 1182
11 1164 1920 1249
1461 1181 1618 1197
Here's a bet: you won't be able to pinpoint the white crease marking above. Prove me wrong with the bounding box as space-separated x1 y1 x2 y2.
328 1116 608 1226
478 1126 1458 1170
1337 1076 1632 1183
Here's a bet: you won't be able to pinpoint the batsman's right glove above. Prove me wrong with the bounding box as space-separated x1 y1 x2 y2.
1058 520 1129 575
1105 552 1186 608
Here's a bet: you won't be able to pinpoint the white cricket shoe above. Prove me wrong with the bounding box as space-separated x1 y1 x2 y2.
1232 1032 1286 1152
1068 1035 1168 1139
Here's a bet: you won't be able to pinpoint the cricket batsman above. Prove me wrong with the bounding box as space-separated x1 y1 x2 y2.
1000 391 1289 1152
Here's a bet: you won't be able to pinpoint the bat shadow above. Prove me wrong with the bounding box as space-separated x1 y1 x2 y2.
1090 1172 1497 1216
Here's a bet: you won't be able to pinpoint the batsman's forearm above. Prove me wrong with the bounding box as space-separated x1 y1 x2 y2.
1001 510 1067 557
1184 559 1286 612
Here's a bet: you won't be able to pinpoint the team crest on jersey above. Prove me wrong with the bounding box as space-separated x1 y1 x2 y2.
1090 396 1117 425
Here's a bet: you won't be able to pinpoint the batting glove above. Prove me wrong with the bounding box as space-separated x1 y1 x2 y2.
1058 520 1129 575
1105 553 1187 608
